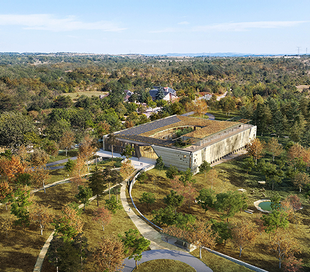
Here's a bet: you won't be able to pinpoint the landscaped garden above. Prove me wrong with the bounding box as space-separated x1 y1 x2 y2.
130 137 310 272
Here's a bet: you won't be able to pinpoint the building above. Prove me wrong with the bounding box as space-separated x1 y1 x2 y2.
103 115 256 173
149 87 178 101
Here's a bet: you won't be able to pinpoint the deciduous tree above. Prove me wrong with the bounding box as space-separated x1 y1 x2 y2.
30 202 54 235
0 181 13 210
93 206 112 231
93 236 125 272
266 138 284 162
79 135 96 172
75 185 92 211
31 166 50 193
292 172 310 192
199 160 211 179
231 220 257 257
246 138 265 165
59 130 75 156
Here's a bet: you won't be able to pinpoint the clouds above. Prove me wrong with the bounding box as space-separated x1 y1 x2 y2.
0 14 125 32
193 21 308 32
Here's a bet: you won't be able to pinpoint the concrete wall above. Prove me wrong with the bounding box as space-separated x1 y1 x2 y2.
191 126 256 173
152 146 192 172
153 126 256 174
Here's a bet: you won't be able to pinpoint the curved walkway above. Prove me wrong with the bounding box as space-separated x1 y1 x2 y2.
122 249 212 272
205 113 215 120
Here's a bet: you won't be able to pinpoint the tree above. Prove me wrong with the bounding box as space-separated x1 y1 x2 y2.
246 138 265 165
105 195 122 214
171 177 197 208
93 236 125 272
262 210 289 235
121 144 134 159
215 191 248 222
186 221 217 259
107 133 117 161
163 190 184 213
79 135 96 172
231 220 257 257
270 229 300 269
194 99 208 117
65 159 76 173
10 188 32 226
155 87 165 100
243 156 255 174
0 111 36 148
209 219 232 245
30 149 49 167
139 192 155 209
196 188 216 212
120 159 135 179
53 204 84 241
75 185 92 212
292 172 310 192
166 165 179 179
199 161 211 179
152 206 178 226
0 181 12 210
88 168 106 206
31 166 50 193
93 206 112 231
59 130 75 156
261 161 283 190
283 254 303 272
29 203 54 235
42 139 59 157
179 168 196 185
0 155 26 183
155 156 165 170
119 229 150 268
266 138 284 162
287 143 304 162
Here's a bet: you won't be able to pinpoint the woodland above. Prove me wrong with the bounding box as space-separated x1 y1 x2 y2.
0 53 310 272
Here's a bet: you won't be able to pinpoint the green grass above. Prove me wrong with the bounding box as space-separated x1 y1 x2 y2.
62 91 108 101
47 149 78 163
132 259 195 272
131 158 310 272
207 110 240 121
191 249 252 272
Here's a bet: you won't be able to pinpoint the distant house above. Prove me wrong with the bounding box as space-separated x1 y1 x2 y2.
149 87 178 101
198 92 213 100
124 90 133 101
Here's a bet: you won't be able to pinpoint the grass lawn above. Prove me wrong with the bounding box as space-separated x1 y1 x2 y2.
62 91 108 101
131 157 310 272
207 109 240 121
1 175 138 272
47 149 78 163
132 259 195 272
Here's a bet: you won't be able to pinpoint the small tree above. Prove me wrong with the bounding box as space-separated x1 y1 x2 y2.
30 149 49 167
199 161 211 179
215 191 248 222
89 168 106 206
119 229 150 268
283 254 303 272
231 220 257 257
107 133 117 161
10 188 32 226
31 166 50 193
75 185 93 212
121 144 134 159
163 190 184 213
166 165 179 179
139 192 156 209
152 206 178 227
196 188 216 212
155 156 165 170
93 206 112 231
246 138 265 165
65 159 76 173
270 230 300 269
30 203 54 235
209 219 232 245
243 156 255 174
105 195 122 214
93 236 125 272
79 135 96 172
59 130 75 156
266 138 284 162
292 172 310 192
171 177 197 208
120 159 135 179
262 210 289 237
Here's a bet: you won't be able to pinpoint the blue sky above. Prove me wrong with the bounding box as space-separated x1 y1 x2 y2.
0 0 309 55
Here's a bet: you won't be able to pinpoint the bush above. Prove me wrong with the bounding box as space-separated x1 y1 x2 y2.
155 156 165 170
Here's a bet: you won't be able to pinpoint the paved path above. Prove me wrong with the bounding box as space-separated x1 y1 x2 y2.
122 249 212 272
46 156 77 167
205 113 215 120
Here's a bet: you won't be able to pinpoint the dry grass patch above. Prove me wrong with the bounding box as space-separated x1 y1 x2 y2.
133 259 195 272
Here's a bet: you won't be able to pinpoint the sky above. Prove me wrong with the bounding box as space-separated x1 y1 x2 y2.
0 0 309 55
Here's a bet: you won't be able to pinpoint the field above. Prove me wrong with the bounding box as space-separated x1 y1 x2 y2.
131 156 310 272
62 90 108 101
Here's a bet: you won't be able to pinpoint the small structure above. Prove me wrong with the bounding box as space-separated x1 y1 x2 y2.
149 87 178 101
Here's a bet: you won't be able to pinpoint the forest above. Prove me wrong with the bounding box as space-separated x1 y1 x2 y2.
0 53 310 272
